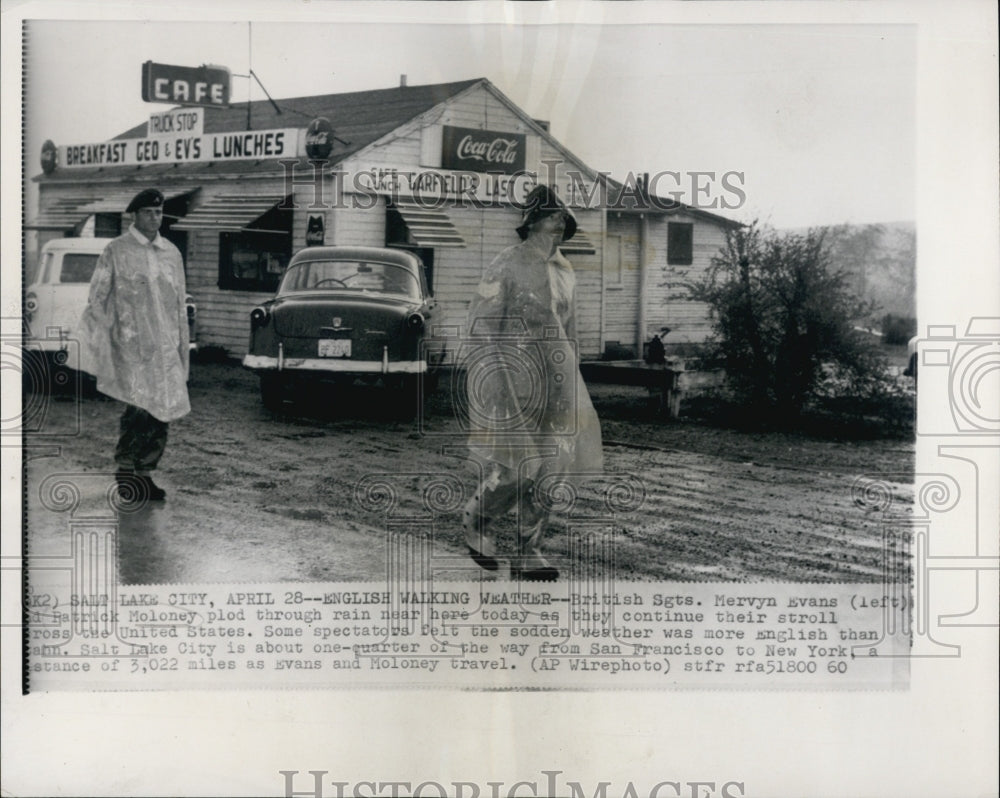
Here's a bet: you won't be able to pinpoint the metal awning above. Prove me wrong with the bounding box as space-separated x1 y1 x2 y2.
24 196 101 230
76 188 197 219
389 199 466 248
559 228 597 256
171 194 291 233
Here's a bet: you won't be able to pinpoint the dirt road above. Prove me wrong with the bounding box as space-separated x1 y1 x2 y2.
24 361 914 584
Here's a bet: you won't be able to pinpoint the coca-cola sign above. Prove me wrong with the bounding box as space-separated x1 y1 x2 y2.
441 125 526 175
305 117 335 161
40 139 58 174
305 214 325 246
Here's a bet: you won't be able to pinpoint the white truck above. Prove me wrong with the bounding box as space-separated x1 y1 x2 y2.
24 237 196 379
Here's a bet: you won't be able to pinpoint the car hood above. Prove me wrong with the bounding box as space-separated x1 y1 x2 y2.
269 293 423 338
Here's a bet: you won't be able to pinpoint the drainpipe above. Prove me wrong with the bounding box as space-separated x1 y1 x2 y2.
599 206 607 354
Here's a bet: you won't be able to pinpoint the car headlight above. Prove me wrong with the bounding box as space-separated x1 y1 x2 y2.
25 292 38 317
405 312 424 334
250 306 270 328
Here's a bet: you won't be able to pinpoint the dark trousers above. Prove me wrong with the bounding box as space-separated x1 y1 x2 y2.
114 405 169 474
462 465 548 536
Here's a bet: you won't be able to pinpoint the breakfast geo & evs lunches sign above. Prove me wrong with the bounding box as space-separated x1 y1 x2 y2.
56 129 300 169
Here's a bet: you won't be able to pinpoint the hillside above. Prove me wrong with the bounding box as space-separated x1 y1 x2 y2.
786 222 917 321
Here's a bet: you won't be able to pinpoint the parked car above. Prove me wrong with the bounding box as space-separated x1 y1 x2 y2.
242 245 443 412
24 237 198 381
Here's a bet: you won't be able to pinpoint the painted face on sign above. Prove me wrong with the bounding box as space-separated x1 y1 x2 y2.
133 207 163 241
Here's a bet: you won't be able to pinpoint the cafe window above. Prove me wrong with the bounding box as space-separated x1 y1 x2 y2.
93 213 122 239
219 231 291 292
667 222 694 266
218 203 293 292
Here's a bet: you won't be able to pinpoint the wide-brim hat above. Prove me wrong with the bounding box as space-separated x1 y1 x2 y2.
126 188 165 213
515 185 577 242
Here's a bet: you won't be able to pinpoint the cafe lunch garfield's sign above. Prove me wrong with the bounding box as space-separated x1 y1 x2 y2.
441 125 526 175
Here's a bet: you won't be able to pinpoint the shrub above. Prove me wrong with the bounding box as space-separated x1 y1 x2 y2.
881 313 917 345
688 221 891 426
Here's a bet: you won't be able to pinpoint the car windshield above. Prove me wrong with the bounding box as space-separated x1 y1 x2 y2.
279 259 420 299
60 253 99 283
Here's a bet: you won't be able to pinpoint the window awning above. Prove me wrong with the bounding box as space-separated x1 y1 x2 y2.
76 188 197 219
24 196 101 230
171 194 291 233
389 199 466 248
558 228 597 256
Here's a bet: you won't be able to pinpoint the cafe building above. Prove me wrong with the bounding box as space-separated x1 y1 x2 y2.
29 76 739 361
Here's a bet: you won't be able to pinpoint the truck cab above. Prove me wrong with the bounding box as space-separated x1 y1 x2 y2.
24 238 109 367
24 237 197 374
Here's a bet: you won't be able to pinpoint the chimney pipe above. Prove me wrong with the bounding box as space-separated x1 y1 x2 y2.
400 74 407 87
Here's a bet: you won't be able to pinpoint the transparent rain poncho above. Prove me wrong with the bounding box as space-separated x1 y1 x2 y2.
463 236 603 483
78 229 191 422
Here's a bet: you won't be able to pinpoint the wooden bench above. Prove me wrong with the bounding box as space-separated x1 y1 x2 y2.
579 358 685 418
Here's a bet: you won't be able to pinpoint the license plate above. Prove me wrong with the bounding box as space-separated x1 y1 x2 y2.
318 339 351 358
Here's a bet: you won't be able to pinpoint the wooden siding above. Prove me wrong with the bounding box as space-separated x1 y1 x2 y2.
339 84 600 206
426 206 602 361
31 83 731 361
603 214 642 353
334 83 606 360
646 212 728 345
568 210 603 360
329 196 386 248
182 178 292 356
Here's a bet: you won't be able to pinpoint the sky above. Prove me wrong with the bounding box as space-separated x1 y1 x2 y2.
22 17 916 229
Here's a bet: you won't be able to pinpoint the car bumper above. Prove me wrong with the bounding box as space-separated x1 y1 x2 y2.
242 354 426 374
23 338 71 353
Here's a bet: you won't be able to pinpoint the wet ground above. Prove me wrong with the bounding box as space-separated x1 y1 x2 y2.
23 360 914 585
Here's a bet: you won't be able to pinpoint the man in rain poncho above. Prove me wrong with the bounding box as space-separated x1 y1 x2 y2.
461 185 604 580
78 188 190 501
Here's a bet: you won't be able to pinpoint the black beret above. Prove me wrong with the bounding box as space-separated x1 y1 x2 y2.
126 188 165 213
516 184 577 242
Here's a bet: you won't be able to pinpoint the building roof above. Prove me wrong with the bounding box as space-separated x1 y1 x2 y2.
604 176 743 229
34 77 738 230
36 78 483 184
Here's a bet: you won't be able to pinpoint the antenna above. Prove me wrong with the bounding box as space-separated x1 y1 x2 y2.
232 23 282 130
247 22 252 129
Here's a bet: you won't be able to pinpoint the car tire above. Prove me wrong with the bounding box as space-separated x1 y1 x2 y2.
386 375 420 421
421 369 439 396
260 374 286 412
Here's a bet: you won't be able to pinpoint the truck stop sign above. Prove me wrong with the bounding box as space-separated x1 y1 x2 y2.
142 61 231 107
